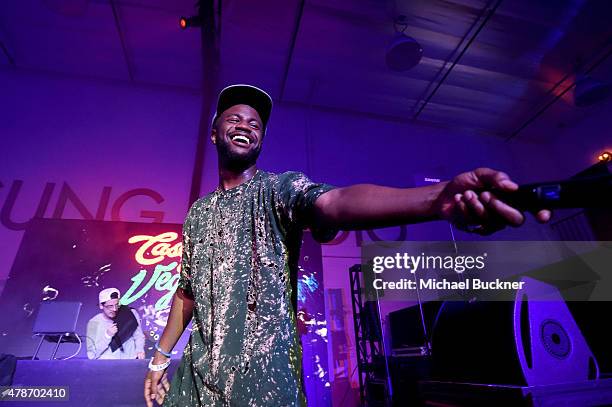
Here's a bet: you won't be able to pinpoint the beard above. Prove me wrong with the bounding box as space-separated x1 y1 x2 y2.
216 137 262 171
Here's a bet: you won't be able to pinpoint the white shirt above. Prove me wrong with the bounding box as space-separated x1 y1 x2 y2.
86 309 145 359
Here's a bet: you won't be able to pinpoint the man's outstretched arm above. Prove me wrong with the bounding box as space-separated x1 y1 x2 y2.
313 168 551 234
144 288 194 407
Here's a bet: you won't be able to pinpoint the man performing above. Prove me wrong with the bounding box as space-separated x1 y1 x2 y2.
86 287 145 359
144 84 551 406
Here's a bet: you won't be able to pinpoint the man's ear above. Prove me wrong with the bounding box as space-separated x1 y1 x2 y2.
211 127 217 145
99 304 103 311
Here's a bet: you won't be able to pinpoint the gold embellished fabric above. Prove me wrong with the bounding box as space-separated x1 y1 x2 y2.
163 170 335 407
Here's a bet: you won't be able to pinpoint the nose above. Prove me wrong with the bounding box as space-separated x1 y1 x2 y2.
234 121 252 133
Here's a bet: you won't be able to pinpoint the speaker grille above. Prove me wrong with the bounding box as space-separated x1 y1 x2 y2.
541 319 571 359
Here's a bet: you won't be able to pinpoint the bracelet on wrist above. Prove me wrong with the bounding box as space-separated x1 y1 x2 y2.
148 357 171 372
154 341 173 358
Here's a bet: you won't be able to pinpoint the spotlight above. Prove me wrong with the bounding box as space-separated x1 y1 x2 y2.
385 15 423 71
597 151 611 163
179 16 202 29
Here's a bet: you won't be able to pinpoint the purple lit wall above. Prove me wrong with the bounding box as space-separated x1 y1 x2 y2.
1 71 200 281
548 98 612 176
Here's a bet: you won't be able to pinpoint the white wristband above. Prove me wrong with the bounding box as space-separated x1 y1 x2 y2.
148 358 171 372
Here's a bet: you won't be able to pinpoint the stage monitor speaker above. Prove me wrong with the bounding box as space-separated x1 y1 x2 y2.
431 277 598 386
389 301 442 351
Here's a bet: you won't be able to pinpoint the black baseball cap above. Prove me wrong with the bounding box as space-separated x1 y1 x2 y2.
213 84 273 129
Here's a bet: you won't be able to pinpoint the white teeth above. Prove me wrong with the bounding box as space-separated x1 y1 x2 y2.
231 135 250 145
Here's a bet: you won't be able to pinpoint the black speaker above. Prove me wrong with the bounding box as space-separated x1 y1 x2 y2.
0 354 17 386
389 301 442 350
431 277 598 386
567 301 612 375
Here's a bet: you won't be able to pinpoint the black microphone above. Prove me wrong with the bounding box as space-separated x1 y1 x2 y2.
494 174 612 210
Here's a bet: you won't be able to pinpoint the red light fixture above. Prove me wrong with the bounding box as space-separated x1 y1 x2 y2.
597 151 611 163
179 16 202 30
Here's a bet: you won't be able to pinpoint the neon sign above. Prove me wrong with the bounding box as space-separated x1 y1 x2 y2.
122 232 183 311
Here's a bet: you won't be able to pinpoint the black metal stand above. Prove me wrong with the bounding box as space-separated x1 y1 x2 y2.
32 333 78 360
32 334 46 360
349 264 391 406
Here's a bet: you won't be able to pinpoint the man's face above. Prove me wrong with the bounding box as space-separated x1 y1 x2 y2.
100 298 119 319
212 104 264 168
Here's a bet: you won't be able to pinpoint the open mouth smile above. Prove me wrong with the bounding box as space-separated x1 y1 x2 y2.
229 133 253 147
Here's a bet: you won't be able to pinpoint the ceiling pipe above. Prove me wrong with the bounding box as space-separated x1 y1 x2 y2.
411 0 503 120
409 0 495 118
278 0 305 102
110 0 134 81
188 0 220 207
217 0 222 45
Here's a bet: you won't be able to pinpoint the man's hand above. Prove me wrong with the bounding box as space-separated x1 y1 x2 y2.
144 364 170 407
136 352 145 359
434 168 551 235
106 323 118 337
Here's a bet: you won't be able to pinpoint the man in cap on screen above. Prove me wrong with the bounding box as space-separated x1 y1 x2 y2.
144 84 551 406
86 287 145 359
